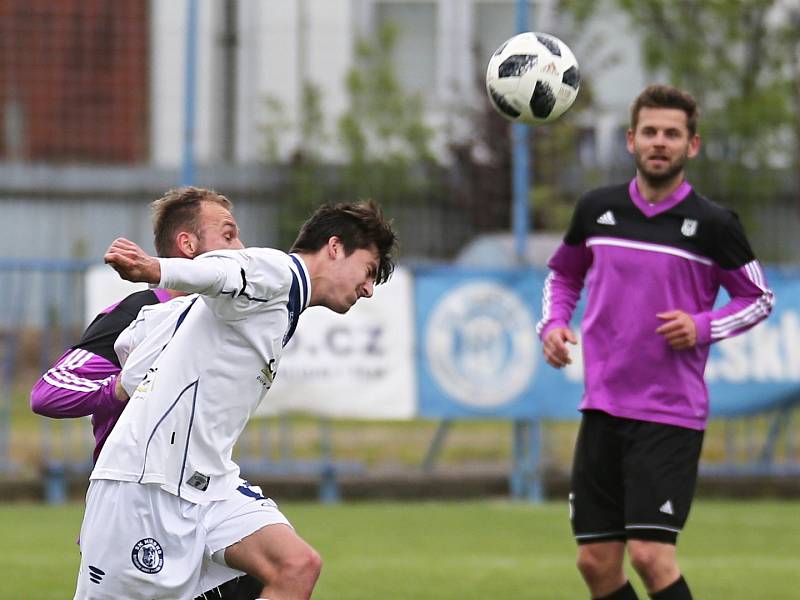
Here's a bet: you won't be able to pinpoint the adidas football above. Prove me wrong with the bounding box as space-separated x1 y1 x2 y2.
486 32 580 125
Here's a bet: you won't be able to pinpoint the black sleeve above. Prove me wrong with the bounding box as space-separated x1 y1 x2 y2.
713 210 757 270
563 193 590 246
74 290 162 367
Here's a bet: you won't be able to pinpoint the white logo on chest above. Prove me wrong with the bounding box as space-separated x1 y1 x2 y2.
596 210 616 226
681 218 698 237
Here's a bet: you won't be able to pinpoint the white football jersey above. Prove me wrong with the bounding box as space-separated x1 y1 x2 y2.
114 293 197 392
92 248 311 504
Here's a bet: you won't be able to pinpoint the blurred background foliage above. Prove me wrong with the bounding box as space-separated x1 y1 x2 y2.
562 0 800 229
263 2 799 262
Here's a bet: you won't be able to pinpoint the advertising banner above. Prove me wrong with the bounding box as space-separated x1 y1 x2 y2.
415 267 800 420
415 267 546 418
263 266 416 419
87 263 800 421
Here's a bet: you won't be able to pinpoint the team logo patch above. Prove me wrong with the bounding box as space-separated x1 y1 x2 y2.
681 218 698 237
131 538 164 574
187 471 210 491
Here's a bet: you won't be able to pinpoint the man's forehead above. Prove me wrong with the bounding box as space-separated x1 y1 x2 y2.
364 244 380 262
200 202 237 224
637 107 689 129
350 245 380 270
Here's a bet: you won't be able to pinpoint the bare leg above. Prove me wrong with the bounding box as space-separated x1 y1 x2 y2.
224 524 322 600
626 540 681 595
576 541 628 598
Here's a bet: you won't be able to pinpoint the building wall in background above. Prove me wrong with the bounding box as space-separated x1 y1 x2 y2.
145 0 644 166
0 164 280 260
0 0 149 163
0 1 796 264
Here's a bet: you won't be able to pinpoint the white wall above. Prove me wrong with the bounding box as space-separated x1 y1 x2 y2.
151 0 355 165
149 0 646 166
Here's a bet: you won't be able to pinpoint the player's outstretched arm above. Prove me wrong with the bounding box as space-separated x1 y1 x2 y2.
104 238 161 284
158 248 277 300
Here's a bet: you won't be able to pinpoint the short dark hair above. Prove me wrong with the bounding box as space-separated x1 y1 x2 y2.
290 200 398 285
150 187 233 257
630 84 700 136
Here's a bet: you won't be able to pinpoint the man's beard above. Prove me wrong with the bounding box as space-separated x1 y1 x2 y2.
634 153 687 187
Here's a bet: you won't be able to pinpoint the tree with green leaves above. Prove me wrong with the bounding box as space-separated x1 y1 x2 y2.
262 22 440 250
561 0 800 223
336 21 438 205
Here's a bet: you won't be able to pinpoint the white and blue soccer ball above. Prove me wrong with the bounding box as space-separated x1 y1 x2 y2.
486 31 580 126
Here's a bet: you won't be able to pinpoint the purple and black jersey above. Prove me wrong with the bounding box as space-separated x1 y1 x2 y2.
31 288 172 462
537 179 774 430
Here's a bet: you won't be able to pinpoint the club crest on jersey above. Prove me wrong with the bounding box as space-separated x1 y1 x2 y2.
681 218 698 237
186 471 210 491
131 538 164 574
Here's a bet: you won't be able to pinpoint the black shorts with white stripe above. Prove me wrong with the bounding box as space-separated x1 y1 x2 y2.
194 574 263 600
569 410 704 545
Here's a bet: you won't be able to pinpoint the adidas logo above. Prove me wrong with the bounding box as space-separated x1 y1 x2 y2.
596 210 616 226
659 500 674 515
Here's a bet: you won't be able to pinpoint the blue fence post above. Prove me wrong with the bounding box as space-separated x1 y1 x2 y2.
181 0 199 186
44 461 67 505
318 417 340 503
422 419 452 473
510 419 543 502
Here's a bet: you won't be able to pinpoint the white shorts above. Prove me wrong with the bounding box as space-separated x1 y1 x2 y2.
74 479 291 600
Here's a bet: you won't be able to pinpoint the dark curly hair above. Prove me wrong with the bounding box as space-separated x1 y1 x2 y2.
631 84 700 136
290 200 398 285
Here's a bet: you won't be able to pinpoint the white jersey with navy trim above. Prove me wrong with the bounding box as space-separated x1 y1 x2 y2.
91 248 311 504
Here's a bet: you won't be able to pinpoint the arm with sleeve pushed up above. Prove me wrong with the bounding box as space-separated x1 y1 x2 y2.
30 350 120 418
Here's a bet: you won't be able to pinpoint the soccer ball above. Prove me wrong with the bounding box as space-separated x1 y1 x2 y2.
486 32 580 125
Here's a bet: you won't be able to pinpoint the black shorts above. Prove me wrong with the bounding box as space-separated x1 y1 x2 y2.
570 409 704 545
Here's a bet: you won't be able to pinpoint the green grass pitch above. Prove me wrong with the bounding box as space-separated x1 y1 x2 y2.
0 499 797 599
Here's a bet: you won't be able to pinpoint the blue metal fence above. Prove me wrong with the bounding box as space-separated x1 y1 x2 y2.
0 259 90 478
0 260 798 505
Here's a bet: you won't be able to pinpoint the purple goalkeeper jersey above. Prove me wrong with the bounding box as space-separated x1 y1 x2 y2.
30 288 172 462
537 179 774 430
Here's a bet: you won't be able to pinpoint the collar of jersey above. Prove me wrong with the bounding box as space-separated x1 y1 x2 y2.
288 253 312 311
628 178 692 218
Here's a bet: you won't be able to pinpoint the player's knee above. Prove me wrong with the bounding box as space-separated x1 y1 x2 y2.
628 541 674 584
576 546 617 582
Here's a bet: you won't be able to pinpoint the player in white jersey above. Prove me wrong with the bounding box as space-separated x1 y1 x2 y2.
75 201 398 600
